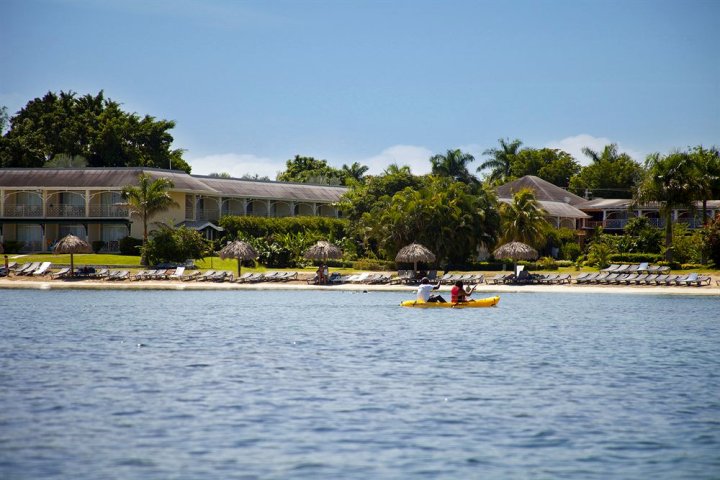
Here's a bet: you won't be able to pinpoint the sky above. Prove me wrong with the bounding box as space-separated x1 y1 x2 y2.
1 0 719 179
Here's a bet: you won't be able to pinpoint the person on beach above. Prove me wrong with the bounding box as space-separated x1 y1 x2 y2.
416 277 446 303
316 264 326 284
451 280 475 303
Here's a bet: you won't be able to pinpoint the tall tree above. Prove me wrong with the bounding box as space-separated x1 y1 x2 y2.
636 151 697 262
430 149 477 184
478 138 523 184
689 145 720 226
498 188 550 248
341 162 369 184
121 173 178 264
0 90 190 172
568 144 642 198
511 148 581 187
276 155 344 184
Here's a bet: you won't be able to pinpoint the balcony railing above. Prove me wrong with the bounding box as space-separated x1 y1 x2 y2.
46 205 86 217
3 205 43 217
584 218 707 230
197 208 220 221
88 205 129 217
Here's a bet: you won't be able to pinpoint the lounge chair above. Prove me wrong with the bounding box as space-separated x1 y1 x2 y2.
235 272 255 283
678 272 711 286
50 267 71 279
472 274 486 284
613 273 634 284
657 274 681 286
636 262 650 272
277 271 298 281
181 271 201 282
110 270 130 281
627 273 648 284
18 262 41 275
438 273 454 284
32 262 52 276
640 273 657 284
167 266 186 280
13 262 31 274
6 261 17 271
538 273 558 284
614 264 631 273
130 270 150 281
488 273 511 285
210 271 232 282
647 265 670 273
94 268 109 278
601 264 621 272
650 274 669 285
196 270 216 282
590 272 610 283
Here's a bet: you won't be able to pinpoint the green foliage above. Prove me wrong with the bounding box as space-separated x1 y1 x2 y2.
499 188 550 248
617 216 663 253
1 91 190 171
703 214 720 267
478 137 523 184
276 155 344 185
91 240 106 254
559 242 582 261
118 236 143 256
355 175 500 266
143 226 209 265
219 216 349 242
122 173 178 245
352 258 394 271
537 256 558 270
511 148 581 187
586 242 614 269
1 241 24 254
608 253 663 263
568 144 642 198
669 224 704 264
430 149 478 184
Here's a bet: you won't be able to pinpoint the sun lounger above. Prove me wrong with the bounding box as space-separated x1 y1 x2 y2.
94 268 109 278
627 273 648 284
678 272 711 286
130 270 150 281
32 262 52 276
167 266 186 280
601 264 621 272
614 265 631 273
612 273 634 284
538 273 558 284
657 274 681 286
50 267 71 279
195 270 216 282
635 262 649 272
210 271 232 282
647 265 670 273
18 262 41 275
590 272 610 283
111 270 129 281
6 262 17 271
13 262 31 274
181 271 201 281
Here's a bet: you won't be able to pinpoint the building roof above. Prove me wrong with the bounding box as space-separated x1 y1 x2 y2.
496 175 586 205
499 198 590 219
0 168 348 203
576 198 720 210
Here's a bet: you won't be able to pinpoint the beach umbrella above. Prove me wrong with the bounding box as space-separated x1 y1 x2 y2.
395 242 436 276
493 241 538 273
53 234 92 277
303 240 343 261
219 240 258 277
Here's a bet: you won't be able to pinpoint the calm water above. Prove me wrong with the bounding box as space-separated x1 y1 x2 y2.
1 289 719 479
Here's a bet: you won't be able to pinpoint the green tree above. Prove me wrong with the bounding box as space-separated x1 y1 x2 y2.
511 148 581 187
359 176 500 265
478 138 523 184
702 213 720 267
636 151 697 262
568 144 642 198
498 188 550 248
276 155 344 184
429 149 477 184
689 145 720 227
341 162 369 184
143 225 209 265
1 90 190 171
121 173 179 264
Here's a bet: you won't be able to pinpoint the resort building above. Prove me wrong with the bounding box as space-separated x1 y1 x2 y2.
0 168 347 253
497 175 720 234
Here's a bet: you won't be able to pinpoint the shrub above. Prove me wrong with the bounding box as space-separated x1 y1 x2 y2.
1 241 24 254
91 240 106 253
219 216 350 241
560 242 582 261
608 253 663 263
143 226 209 265
537 256 558 270
118 236 143 256
352 258 394 271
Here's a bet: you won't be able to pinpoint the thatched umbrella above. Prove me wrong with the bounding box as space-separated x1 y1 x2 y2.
219 240 258 277
303 240 343 261
53 234 92 277
395 242 436 276
0 241 7 273
493 241 538 273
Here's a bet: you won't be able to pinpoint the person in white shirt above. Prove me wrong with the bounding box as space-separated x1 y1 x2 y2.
416 277 446 303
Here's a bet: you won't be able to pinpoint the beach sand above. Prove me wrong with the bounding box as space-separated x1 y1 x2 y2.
1 272 718 296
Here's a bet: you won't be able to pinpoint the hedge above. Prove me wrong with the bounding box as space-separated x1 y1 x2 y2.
219 216 350 240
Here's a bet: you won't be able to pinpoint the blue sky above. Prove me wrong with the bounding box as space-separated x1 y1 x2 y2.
2 0 718 178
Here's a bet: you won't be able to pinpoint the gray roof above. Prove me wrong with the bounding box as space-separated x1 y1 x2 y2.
499 198 590 219
175 220 224 231
576 198 720 210
0 168 348 203
497 175 586 205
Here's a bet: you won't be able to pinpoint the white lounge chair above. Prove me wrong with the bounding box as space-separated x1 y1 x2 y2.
32 262 52 276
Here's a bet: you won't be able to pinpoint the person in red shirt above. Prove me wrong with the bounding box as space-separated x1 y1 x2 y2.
450 280 476 303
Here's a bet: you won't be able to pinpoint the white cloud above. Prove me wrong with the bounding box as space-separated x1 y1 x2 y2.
546 134 646 166
187 153 285 179
358 145 435 175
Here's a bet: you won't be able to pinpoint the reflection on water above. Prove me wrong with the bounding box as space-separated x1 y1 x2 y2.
1 290 719 479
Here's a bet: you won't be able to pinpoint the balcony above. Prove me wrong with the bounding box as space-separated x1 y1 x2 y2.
197 208 220 222
88 205 129 218
46 204 86 217
3 205 43 217
583 218 707 230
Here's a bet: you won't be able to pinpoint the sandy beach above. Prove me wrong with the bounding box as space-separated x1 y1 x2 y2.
1 273 718 296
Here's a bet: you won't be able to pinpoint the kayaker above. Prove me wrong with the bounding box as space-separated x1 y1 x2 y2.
416 277 446 303
451 280 476 303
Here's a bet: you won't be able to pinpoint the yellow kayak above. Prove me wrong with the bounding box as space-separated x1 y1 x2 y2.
400 296 500 308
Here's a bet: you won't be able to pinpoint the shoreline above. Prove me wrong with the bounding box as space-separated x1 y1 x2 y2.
1 277 718 296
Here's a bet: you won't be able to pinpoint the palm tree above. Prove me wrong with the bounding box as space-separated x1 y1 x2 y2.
498 188 549 247
689 146 720 227
430 149 477 184
342 162 369 184
636 151 696 262
478 138 523 184
122 173 178 263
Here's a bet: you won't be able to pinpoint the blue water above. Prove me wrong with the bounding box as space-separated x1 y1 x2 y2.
0 289 718 479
